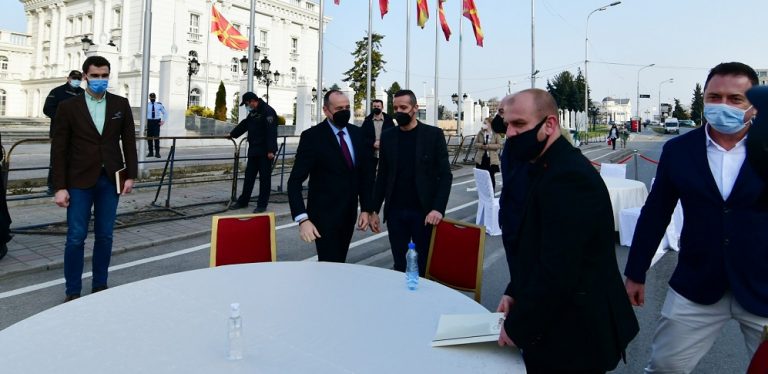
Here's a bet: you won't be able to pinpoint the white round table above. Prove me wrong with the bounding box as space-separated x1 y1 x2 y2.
0 262 525 373
602 177 649 230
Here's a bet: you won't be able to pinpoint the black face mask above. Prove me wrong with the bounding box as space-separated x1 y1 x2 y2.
491 114 506 134
394 111 413 126
372 108 382 116
507 117 548 162
332 110 351 128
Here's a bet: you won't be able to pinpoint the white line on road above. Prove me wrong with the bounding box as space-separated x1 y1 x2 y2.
590 149 623 162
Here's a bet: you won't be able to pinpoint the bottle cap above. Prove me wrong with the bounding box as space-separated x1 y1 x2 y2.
230 303 240 318
408 241 415 249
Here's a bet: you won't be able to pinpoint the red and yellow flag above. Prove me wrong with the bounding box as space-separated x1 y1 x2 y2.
379 0 389 18
417 0 429 28
462 0 483 47
438 0 451 41
211 5 248 50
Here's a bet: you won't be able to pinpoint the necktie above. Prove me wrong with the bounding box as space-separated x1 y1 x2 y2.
151 103 156 119
337 131 354 169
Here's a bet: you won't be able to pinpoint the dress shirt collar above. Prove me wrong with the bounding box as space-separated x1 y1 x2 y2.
705 124 747 152
327 119 349 136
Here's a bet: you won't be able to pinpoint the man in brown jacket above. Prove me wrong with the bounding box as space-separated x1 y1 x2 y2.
51 55 138 302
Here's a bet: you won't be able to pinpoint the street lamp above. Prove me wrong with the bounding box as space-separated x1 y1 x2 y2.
81 35 94 52
186 57 200 108
658 78 674 120
636 63 655 119
584 1 621 131
451 93 468 134
240 51 280 104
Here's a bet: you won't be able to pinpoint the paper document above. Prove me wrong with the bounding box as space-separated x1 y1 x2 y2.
431 312 505 347
115 167 127 194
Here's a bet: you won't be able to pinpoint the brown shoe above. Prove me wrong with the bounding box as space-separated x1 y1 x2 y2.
64 294 80 302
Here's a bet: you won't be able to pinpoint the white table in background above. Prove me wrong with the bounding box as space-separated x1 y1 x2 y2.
0 262 525 373
602 177 649 230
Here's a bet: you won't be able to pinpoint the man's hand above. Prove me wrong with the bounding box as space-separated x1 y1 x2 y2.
267 152 275 160
160 120 165 126
357 212 370 231
122 179 134 195
373 140 380 150
496 295 515 317
54 189 70 208
498 326 517 347
625 278 645 306
299 220 321 243
424 210 443 226
370 212 381 233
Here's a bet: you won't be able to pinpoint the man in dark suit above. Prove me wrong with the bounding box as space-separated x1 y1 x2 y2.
0 132 11 260
361 99 395 167
43 70 84 194
287 90 374 262
625 62 768 373
51 56 138 302
229 92 278 213
496 89 638 373
369 90 453 275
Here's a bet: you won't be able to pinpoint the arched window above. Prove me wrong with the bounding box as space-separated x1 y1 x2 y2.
0 56 8 71
231 58 238 74
0 89 6 116
189 88 201 107
188 50 198 58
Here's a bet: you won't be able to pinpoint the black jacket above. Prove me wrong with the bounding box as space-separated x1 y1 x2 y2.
504 137 638 371
287 121 375 230
361 112 396 154
43 83 84 138
230 98 279 156
373 122 453 219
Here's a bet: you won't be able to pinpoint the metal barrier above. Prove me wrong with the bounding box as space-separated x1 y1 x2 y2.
235 135 300 194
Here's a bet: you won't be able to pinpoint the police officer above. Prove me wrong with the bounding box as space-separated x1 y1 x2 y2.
43 70 84 194
146 93 167 158
229 92 278 213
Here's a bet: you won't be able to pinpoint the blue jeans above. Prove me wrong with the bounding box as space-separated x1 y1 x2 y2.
64 172 120 295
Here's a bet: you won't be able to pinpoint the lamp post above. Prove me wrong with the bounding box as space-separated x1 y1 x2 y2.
451 93 468 135
636 63 654 120
81 35 94 54
584 1 621 132
240 50 280 104
186 57 200 108
658 78 674 120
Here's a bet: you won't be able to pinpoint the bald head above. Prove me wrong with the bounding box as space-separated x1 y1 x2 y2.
507 89 558 119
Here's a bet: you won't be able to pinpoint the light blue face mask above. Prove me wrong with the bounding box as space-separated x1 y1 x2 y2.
69 80 81 89
87 79 109 94
704 103 753 134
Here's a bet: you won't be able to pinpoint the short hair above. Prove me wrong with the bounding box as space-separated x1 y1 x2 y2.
393 89 417 106
82 56 111 75
149 92 156 98
705 62 758 90
371 99 384 106
68 70 82 79
323 89 343 109
512 88 559 118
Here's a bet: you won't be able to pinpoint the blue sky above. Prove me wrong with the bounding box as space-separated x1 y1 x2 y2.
3 0 767 115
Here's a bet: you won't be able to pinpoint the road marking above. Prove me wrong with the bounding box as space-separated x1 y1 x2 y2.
590 149 623 162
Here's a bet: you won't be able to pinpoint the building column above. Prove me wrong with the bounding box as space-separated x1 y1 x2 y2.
92 0 105 45
49 4 60 76
159 55 191 141
34 8 46 78
295 77 312 135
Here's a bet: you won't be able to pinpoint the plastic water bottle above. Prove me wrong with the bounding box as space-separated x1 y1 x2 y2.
227 303 243 360
406 242 419 290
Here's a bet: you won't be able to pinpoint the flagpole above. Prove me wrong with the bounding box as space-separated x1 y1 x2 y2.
366 0 373 115
138 0 153 176
434 0 440 125
457 0 463 136
531 0 536 88
316 0 324 121
205 0 212 107
247 0 256 93
406 0 411 88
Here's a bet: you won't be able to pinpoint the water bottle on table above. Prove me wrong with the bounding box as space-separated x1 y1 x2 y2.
406 241 419 290
228 302 243 360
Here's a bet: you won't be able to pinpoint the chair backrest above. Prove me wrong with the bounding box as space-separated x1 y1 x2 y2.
210 212 276 267
473 168 494 202
747 325 768 374
600 163 627 179
426 218 486 302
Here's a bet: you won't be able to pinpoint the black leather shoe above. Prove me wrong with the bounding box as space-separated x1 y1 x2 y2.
155 153 161 158
229 201 247 209
253 207 267 213
92 285 108 293
64 294 80 302
0 242 7 261
146 152 154 158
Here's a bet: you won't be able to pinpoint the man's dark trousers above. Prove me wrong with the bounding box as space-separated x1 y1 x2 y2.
146 119 161 155
386 208 430 275
238 154 272 208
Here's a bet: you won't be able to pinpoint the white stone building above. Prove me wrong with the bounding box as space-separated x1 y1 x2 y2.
5 0 323 125
758 68 768 86
600 96 632 124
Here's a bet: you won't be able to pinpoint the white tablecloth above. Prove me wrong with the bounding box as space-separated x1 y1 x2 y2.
0 262 525 373
602 177 649 230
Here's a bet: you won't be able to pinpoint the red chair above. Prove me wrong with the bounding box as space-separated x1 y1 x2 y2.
748 325 768 374
210 212 276 267
425 218 486 302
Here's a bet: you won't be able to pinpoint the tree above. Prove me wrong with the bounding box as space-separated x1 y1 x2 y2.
690 83 704 125
546 71 577 111
214 81 227 121
385 81 401 114
672 98 690 120
230 92 239 123
342 33 386 110
329 83 341 91
574 68 594 113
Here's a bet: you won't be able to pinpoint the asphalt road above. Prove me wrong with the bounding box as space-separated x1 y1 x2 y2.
0 126 751 372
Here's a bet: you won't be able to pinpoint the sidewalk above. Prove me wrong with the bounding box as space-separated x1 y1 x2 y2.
0 142 625 280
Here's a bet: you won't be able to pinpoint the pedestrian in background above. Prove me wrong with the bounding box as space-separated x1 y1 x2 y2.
608 123 619 150
474 117 502 191
43 70 84 195
0 132 12 261
145 93 166 158
361 99 395 168
51 56 138 302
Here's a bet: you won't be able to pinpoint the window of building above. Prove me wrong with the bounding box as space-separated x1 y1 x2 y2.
189 13 201 42
0 89 5 116
86 14 93 33
290 67 297 83
66 53 72 70
259 30 268 48
189 88 201 107
67 17 74 36
306 2 315 10
76 16 83 35
0 56 8 71
113 7 122 28
291 37 298 54
231 58 239 74
44 21 51 40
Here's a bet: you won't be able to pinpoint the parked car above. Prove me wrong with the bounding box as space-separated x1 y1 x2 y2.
663 117 680 134
679 119 696 127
